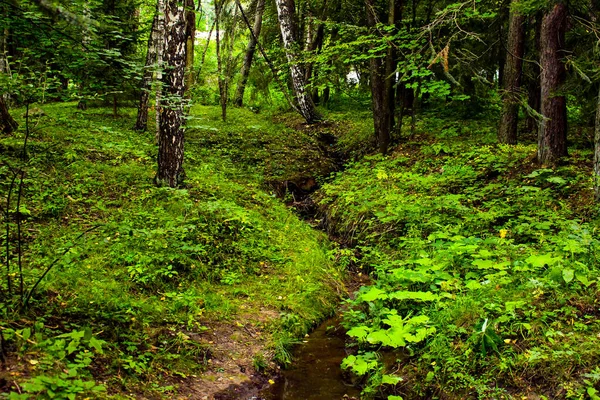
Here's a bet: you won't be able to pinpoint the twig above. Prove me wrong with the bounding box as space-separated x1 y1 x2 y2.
22 225 100 309
16 170 25 303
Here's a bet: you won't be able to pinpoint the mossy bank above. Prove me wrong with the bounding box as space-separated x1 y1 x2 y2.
0 103 347 399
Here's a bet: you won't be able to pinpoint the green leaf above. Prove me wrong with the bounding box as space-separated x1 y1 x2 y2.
388 291 438 301
525 254 561 268
388 396 404 400
347 326 370 340
576 273 592 287
381 374 403 385
89 337 104 354
21 328 31 342
562 269 574 283
359 287 388 302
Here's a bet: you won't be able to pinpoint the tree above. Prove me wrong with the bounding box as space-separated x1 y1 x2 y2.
538 2 568 165
134 12 161 131
498 2 525 144
234 0 265 107
275 0 320 124
1 4 18 134
155 0 192 188
366 0 393 155
595 84 600 202
0 97 18 134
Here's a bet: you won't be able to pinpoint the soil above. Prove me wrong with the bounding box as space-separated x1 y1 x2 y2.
179 308 280 400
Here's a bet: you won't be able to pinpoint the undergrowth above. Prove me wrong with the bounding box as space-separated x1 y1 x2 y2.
318 113 600 399
0 103 344 398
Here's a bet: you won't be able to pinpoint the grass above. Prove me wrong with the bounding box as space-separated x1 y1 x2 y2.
0 102 346 398
317 109 600 399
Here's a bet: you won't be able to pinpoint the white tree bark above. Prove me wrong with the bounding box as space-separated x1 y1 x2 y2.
275 0 320 124
156 0 189 187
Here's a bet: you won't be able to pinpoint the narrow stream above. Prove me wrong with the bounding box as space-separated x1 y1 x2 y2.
259 317 361 400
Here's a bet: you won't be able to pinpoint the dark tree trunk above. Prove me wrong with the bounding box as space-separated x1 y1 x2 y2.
234 0 265 107
384 0 402 132
185 0 196 93
538 2 568 165
215 0 227 121
525 13 542 133
594 85 600 202
134 13 160 131
275 0 321 124
156 0 190 188
155 0 166 142
366 0 391 154
498 6 525 144
304 23 325 103
0 97 17 134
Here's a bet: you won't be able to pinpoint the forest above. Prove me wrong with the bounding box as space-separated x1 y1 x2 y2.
1 0 600 398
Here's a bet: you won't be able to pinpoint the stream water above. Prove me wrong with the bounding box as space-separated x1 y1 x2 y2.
259 317 361 400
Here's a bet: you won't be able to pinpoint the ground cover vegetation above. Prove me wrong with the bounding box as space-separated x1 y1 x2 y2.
0 0 600 399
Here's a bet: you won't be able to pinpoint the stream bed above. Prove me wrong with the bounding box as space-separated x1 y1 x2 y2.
259 317 361 400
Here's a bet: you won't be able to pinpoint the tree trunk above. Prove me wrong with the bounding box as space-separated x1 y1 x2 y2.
538 2 568 165
275 0 320 124
215 0 227 121
384 0 402 133
304 23 325 103
156 0 190 188
367 0 391 154
525 13 542 133
185 0 196 93
498 6 525 144
234 0 266 107
134 13 160 131
594 85 600 202
0 97 17 134
0 22 16 135
155 0 165 142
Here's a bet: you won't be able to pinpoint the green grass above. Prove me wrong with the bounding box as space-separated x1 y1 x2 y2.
317 112 600 399
0 103 345 398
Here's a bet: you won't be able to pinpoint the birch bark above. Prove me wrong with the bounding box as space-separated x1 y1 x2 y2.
156 0 190 187
275 0 320 124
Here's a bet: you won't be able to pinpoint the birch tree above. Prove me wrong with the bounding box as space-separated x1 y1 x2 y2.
275 0 320 124
156 0 192 187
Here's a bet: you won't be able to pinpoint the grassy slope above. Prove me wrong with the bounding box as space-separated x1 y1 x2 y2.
0 104 344 398
318 110 600 399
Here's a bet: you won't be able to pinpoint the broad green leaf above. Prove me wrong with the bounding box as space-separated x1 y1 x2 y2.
562 269 574 283
576 273 592 287
347 326 370 340
359 287 388 302
381 374 403 385
465 280 482 290
526 254 562 268
388 291 438 301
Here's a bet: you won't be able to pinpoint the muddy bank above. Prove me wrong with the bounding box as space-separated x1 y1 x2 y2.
212 316 360 400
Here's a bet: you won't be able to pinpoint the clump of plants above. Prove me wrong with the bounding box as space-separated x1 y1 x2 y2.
318 114 600 399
